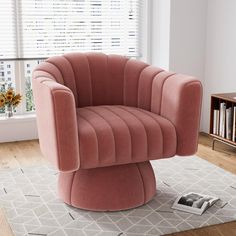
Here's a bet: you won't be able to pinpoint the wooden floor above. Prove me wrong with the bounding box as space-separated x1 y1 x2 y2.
0 133 236 236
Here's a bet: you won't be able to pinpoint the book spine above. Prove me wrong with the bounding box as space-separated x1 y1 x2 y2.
219 103 226 138
213 109 219 135
219 104 222 136
222 104 226 138
216 110 219 135
226 107 232 140
233 107 236 142
213 110 217 134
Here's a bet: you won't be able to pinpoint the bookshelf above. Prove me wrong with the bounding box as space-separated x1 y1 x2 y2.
210 93 236 150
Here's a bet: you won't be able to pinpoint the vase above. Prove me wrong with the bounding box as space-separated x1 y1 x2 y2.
5 104 14 118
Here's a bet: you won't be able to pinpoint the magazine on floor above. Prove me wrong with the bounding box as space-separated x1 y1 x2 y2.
171 192 219 215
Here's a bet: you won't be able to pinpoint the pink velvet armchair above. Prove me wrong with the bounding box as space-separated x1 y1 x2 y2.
32 52 202 211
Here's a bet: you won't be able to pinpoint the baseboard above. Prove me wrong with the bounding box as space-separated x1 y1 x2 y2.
199 131 209 137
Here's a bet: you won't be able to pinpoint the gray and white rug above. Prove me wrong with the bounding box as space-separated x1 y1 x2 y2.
1 155 236 236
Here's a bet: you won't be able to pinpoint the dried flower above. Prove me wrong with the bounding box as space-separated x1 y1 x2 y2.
6 89 13 96
13 100 20 107
0 88 22 108
0 95 5 108
12 94 22 106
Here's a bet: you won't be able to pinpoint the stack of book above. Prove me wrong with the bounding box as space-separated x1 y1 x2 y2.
213 103 236 141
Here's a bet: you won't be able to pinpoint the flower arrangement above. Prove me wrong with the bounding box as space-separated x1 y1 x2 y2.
0 88 22 110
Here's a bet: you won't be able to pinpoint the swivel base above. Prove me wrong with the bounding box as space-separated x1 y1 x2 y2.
58 161 156 211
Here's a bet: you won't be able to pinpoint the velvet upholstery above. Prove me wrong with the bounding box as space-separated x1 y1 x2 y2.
77 105 176 169
59 162 156 211
33 52 202 211
32 77 79 172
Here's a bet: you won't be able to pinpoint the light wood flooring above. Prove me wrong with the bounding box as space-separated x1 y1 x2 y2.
0 133 236 236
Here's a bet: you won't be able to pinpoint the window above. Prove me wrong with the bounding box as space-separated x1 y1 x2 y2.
20 0 140 57
0 0 141 115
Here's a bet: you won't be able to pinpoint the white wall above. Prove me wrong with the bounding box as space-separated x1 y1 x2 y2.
151 0 207 82
169 0 207 84
150 0 170 70
202 0 236 132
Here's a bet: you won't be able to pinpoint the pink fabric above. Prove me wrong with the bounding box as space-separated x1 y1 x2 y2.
138 66 163 110
77 105 176 169
151 71 176 114
58 161 156 211
32 77 79 172
160 74 202 155
123 59 148 107
32 52 202 170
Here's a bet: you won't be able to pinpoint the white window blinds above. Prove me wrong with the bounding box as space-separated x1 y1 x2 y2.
0 1 17 59
0 0 140 59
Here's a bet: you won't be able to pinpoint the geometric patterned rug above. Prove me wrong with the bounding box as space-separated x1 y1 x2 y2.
1 155 236 236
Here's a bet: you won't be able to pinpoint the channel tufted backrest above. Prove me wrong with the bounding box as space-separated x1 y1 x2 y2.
33 52 176 113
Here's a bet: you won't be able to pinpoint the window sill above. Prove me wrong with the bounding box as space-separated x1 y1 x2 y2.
0 113 36 123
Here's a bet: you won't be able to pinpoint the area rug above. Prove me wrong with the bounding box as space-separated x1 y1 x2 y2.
1 155 236 236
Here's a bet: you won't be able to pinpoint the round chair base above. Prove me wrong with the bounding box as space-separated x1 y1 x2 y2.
58 161 156 211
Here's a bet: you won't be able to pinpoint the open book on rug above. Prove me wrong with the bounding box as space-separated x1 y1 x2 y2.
171 192 219 215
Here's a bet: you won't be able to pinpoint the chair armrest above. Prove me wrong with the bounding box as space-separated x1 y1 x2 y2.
160 74 202 155
32 77 79 172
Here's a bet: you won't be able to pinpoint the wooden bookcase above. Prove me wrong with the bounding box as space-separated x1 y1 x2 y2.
210 92 236 150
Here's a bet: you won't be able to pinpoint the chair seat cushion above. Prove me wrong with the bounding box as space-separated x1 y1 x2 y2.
77 105 177 169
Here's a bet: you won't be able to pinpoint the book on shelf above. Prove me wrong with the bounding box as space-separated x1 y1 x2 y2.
213 109 219 135
219 102 226 138
233 107 236 142
226 107 232 140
